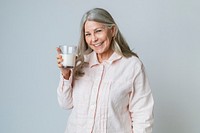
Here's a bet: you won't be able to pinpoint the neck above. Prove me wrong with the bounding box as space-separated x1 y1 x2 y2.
97 50 114 63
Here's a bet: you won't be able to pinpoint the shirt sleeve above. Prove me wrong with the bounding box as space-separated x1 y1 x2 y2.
57 72 74 110
129 63 154 133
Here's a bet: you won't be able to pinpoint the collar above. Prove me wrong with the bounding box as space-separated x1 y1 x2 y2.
86 51 122 68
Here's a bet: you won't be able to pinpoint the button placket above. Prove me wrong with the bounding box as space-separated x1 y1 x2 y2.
87 64 104 132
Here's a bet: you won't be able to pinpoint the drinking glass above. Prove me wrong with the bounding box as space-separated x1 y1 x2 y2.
59 45 77 68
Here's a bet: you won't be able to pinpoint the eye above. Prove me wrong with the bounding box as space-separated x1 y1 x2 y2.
85 33 91 37
95 29 102 33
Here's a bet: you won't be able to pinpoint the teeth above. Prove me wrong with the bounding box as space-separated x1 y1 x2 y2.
94 43 102 46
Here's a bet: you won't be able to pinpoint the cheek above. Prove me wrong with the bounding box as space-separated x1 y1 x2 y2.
105 35 113 44
108 31 114 39
85 37 90 44
100 34 111 43
105 31 113 42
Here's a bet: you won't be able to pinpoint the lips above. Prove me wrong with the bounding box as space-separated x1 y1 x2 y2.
93 42 103 47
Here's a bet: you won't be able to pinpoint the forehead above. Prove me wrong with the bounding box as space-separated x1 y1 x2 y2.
84 21 104 31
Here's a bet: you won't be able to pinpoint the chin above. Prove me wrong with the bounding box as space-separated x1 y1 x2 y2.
94 50 104 54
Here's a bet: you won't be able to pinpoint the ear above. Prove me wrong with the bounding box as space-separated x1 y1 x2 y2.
111 25 116 37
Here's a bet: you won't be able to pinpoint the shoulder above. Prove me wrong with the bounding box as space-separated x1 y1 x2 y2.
120 55 146 77
123 56 143 69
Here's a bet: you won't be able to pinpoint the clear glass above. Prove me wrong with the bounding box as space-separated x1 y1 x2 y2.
59 45 77 68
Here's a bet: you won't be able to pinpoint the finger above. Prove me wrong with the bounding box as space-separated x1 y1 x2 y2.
56 54 62 59
56 47 62 54
57 60 63 64
57 60 64 67
58 63 63 68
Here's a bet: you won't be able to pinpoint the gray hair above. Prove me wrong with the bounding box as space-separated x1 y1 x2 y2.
74 8 138 78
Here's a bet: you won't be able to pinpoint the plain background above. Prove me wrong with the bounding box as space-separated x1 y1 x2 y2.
0 0 200 133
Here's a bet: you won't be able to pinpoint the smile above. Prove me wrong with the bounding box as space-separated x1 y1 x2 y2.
93 42 103 47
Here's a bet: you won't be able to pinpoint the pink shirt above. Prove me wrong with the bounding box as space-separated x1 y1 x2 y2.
57 51 154 133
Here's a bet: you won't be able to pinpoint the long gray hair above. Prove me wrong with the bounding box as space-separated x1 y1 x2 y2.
74 8 138 78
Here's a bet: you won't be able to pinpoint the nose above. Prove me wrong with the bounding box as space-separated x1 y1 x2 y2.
91 34 98 43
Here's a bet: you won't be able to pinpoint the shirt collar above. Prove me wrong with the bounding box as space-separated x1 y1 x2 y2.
87 51 122 68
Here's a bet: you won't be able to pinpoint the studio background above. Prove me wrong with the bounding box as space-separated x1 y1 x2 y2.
0 0 199 133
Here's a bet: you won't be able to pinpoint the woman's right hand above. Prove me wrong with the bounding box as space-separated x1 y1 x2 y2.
56 47 71 80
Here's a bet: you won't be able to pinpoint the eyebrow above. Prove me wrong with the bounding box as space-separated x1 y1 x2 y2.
85 26 105 33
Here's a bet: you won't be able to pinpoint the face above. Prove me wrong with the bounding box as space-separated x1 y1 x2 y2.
84 21 115 59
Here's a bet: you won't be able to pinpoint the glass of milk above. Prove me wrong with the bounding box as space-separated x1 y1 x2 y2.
59 45 77 68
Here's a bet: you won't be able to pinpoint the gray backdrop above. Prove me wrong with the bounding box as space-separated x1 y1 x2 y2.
0 0 199 133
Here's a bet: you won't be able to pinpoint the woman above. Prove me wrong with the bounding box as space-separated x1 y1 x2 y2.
56 8 154 133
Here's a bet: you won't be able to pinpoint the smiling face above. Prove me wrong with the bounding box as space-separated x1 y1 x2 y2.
84 21 115 62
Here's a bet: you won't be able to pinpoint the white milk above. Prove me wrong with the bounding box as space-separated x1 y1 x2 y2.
61 54 76 68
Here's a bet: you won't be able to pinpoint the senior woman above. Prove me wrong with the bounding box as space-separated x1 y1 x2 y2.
56 8 154 133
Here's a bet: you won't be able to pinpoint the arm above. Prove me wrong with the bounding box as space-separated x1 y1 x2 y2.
56 47 73 109
129 64 154 133
57 73 73 110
